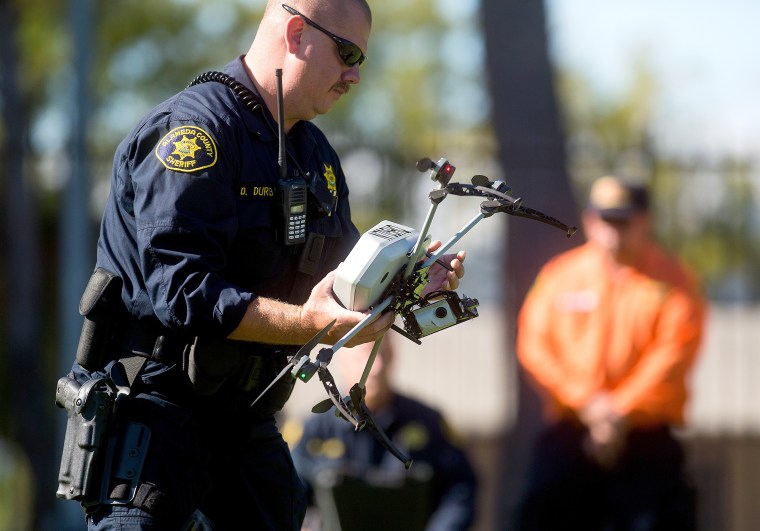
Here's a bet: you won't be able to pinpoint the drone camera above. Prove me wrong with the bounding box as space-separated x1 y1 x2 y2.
402 292 480 339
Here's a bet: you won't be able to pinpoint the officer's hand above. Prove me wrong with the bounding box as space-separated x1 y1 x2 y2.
300 271 394 347
422 240 466 295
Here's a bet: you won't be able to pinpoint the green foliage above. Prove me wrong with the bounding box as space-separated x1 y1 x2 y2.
557 61 760 301
14 0 67 102
557 58 657 189
656 158 760 301
7 0 487 226
8 1 760 301
0 440 33 531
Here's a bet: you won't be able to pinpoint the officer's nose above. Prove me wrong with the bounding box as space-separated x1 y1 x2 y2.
343 65 360 85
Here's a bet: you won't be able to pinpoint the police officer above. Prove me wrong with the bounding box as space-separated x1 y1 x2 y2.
58 1 466 529
290 338 478 531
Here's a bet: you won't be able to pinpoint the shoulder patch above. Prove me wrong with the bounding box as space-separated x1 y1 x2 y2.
155 126 218 173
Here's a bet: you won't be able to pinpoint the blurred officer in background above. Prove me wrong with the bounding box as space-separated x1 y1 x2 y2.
513 175 706 530
289 336 478 531
54 1 465 530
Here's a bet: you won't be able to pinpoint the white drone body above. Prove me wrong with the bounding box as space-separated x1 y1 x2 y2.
333 220 428 312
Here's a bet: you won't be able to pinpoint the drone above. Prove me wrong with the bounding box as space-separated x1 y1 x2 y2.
252 155 577 468
185 70 576 466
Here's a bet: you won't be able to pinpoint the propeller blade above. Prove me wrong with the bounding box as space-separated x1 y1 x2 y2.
311 398 334 414
251 320 337 408
357 402 414 470
471 174 490 187
293 319 337 359
250 362 294 407
416 157 434 172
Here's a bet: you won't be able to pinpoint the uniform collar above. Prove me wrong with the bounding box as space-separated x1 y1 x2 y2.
224 56 318 167
223 56 274 141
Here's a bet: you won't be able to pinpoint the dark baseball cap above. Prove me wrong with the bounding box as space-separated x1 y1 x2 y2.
588 175 649 220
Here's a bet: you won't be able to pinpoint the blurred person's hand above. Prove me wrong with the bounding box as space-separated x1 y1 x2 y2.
580 393 629 469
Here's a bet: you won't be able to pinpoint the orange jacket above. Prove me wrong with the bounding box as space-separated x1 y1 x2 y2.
517 241 706 427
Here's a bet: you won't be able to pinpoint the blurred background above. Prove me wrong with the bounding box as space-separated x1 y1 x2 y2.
1 0 758 529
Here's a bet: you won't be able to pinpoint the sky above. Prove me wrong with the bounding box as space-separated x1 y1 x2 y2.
544 0 760 159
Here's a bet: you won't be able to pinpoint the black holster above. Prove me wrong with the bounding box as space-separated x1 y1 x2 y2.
55 373 152 508
55 375 120 502
76 267 123 370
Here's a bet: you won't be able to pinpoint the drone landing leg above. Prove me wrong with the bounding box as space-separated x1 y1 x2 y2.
359 336 383 390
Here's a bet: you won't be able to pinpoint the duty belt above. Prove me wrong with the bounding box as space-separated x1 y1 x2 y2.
118 321 186 363
115 320 297 406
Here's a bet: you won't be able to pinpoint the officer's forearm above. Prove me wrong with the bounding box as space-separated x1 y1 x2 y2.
227 297 311 345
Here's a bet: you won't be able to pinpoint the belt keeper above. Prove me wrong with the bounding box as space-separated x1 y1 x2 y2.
238 355 268 393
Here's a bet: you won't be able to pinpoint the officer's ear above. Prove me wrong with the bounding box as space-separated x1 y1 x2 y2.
284 14 305 56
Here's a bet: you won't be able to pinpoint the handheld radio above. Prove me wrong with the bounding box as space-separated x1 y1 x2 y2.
275 68 307 245
279 180 307 244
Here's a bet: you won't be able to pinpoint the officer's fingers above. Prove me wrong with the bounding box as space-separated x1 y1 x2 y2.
307 271 337 307
426 240 442 253
355 312 393 345
450 257 465 279
367 311 394 335
333 308 391 347
318 270 337 293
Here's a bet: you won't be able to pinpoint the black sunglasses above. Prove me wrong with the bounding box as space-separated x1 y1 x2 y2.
282 4 366 67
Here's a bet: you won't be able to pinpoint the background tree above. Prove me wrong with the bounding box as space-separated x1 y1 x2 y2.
1 0 53 526
480 0 579 523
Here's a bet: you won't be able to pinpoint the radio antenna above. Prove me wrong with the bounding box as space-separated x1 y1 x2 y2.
276 68 286 179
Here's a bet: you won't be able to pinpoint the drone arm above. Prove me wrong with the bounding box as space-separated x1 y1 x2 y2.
324 296 393 360
422 212 486 269
492 203 577 236
405 203 438 279
405 157 456 279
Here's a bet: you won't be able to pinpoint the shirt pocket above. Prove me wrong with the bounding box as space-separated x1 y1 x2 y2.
226 195 288 290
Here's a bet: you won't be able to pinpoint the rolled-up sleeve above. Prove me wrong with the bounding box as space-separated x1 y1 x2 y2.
130 118 254 337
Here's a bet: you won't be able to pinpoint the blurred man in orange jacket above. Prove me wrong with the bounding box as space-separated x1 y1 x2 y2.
514 175 706 531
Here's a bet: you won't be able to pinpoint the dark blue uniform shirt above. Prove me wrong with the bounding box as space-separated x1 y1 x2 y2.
97 56 359 340
76 56 360 529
